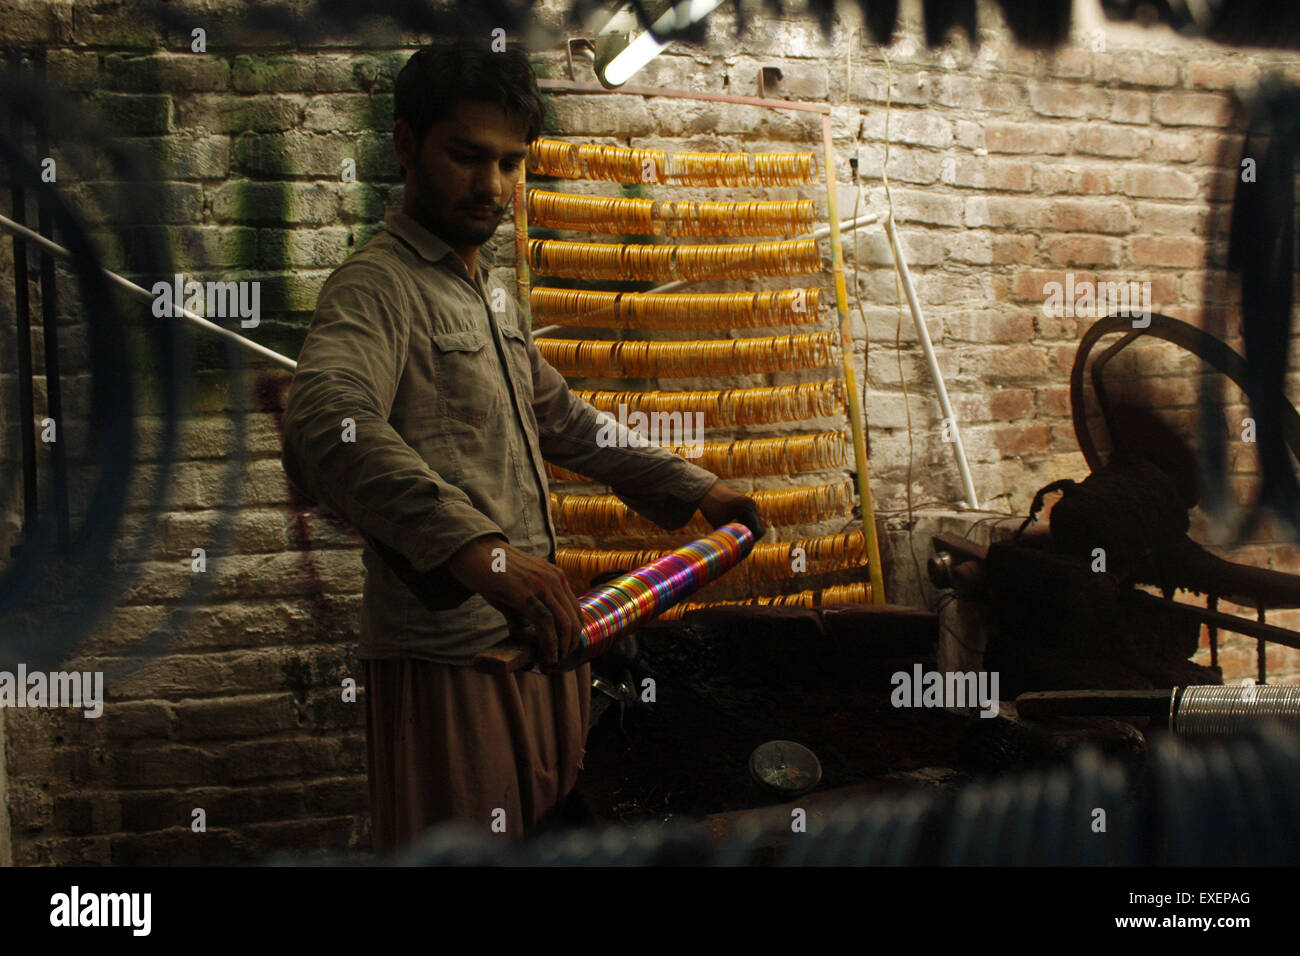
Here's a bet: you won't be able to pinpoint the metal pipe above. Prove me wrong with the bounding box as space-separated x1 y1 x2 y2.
537 77 832 114
881 211 980 509
0 211 297 371
1124 590 1300 652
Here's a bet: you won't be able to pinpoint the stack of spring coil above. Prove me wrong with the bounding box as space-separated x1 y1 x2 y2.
1174 684 1300 735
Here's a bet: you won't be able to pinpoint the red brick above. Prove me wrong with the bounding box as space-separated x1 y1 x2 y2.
1135 202 1210 235
985 122 1070 155
1201 132 1246 166
1123 166 1199 199
972 344 1052 382
1093 52 1180 87
1045 235 1123 266
1129 235 1207 268
1152 91 1235 127
1184 269 1238 303
944 232 1035 266
953 120 985 150
1030 82 1109 119
1050 199 1136 234
1110 90 1152 125
914 272 991 306
1101 271 1178 306
992 235 1037 264
1012 268 1077 303
1147 130 1201 163
1187 59 1261 90
1037 386 1073 418
995 423 1051 457
1073 124 1147 158
943 157 1033 191
1045 49 1092 80
891 189 964 227
944 310 1035 343
1036 163 1123 195
857 144 943 184
1036 310 1080 341
850 69 930 106
931 75 1024 112
1049 343 1078 376
862 110 953 148
1200 167 1239 198
990 389 1036 420
964 196 1052 228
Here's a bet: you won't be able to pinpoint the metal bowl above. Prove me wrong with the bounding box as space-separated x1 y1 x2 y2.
749 739 822 797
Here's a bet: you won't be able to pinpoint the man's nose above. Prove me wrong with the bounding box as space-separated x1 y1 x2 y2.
472 162 503 200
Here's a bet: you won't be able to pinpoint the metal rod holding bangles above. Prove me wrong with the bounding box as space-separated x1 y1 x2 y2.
822 113 885 604
513 177 531 324
0 211 298 372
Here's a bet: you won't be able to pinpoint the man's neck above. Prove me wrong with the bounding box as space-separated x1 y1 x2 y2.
453 247 478 274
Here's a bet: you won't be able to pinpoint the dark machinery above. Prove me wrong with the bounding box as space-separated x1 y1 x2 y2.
931 313 1300 726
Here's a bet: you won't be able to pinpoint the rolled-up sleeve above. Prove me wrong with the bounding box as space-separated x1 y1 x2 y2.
281 262 505 576
526 328 719 531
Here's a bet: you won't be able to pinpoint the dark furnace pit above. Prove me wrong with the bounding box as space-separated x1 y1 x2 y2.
578 605 1017 824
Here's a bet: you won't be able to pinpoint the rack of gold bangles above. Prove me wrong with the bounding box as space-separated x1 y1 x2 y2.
512 80 887 626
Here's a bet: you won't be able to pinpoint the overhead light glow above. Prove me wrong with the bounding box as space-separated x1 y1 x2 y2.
600 0 725 87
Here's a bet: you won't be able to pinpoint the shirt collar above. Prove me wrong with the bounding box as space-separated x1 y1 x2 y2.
384 208 485 282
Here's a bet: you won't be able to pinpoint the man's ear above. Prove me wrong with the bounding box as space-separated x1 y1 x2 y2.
393 119 415 175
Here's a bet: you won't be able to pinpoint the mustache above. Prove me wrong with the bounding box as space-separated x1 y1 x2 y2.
461 201 506 215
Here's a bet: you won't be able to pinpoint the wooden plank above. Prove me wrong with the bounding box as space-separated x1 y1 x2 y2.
1015 689 1172 719
473 641 535 675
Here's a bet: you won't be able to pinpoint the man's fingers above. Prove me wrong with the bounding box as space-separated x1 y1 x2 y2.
537 575 579 659
534 568 581 659
525 595 559 666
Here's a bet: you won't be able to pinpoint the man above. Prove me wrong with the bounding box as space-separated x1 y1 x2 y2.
281 40 763 853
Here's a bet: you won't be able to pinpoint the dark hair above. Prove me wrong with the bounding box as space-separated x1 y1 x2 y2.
394 41 545 163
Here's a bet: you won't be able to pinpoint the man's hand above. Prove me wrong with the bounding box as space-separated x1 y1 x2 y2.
445 534 584 669
697 481 765 540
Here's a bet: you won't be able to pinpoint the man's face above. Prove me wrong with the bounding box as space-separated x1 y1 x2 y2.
397 100 529 252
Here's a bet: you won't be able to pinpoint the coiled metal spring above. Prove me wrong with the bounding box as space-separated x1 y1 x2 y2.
1174 684 1300 736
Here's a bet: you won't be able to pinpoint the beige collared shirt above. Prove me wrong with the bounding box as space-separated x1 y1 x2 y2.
281 208 719 664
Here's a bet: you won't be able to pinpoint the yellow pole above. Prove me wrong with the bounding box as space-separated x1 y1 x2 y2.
821 114 885 604
514 176 531 322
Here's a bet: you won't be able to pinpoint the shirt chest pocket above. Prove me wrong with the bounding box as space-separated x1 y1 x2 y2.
431 329 498 428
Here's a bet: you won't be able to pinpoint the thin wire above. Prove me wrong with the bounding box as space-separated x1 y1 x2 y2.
934 591 985 655
879 47 926 611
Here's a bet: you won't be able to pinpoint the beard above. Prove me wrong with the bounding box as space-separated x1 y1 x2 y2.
408 182 505 250
451 209 504 245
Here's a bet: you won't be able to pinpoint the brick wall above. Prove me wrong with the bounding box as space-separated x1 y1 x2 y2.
1 0 1299 863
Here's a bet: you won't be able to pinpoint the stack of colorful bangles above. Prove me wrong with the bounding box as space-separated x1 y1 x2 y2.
557 521 756 670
